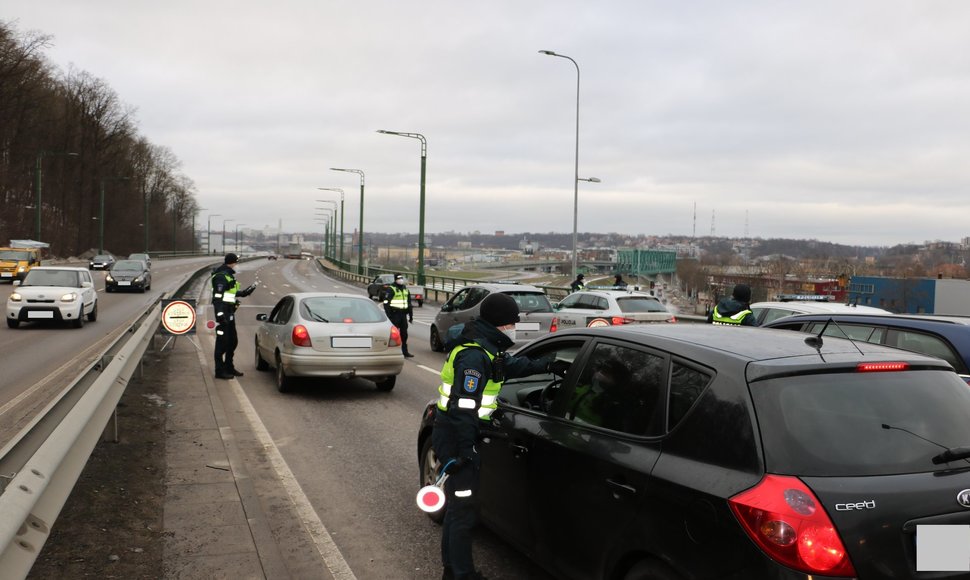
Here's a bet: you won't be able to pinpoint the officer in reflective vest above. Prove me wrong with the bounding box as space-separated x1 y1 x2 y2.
708 283 757 326
570 273 586 293
432 292 568 580
382 274 414 357
211 253 256 379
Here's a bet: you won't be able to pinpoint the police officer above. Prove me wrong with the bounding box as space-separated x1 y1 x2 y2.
382 274 414 358
432 292 568 580
708 283 757 326
613 274 628 289
570 273 586 293
211 253 257 379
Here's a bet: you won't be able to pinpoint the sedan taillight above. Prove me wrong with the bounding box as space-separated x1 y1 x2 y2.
389 325 402 347
610 316 634 325
291 324 312 347
550 317 558 333
729 475 855 577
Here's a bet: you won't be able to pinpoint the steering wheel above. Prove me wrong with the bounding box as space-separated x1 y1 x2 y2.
538 376 564 409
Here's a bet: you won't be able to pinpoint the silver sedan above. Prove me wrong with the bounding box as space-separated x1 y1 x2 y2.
254 292 404 393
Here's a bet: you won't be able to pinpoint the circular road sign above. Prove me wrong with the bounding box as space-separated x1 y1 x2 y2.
161 300 197 335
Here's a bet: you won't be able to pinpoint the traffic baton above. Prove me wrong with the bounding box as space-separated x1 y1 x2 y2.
416 460 453 513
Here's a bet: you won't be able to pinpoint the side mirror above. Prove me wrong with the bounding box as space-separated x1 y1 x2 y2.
256 313 268 321
13 280 21 286
441 304 452 313
81 281 94 288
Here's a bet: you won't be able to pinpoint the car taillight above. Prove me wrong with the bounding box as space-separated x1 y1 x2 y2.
857 362 909 372
389 325 402 347
550 317 558 333
729 475 855 577
610 316 634 325
667 315 677 323
291 325 312 347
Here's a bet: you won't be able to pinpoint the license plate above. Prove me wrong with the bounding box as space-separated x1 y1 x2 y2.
1 273 11 278
118 281 131 286
332 337 372 348
28 311 54 319
516 322 540 331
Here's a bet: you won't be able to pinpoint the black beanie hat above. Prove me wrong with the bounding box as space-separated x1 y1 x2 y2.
480 292 520 327
732 284 752 303
224 253 239 265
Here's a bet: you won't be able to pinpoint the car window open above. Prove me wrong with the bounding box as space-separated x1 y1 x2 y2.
498 339 586 411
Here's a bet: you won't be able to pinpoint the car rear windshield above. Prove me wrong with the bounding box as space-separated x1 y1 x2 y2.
752 369 970 476
301 297 384 323
507 292 553 313
616 297 667 313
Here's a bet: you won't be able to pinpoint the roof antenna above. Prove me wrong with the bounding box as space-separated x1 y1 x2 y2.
804 317 866 357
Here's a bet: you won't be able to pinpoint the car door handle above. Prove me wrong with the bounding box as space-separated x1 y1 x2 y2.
510 443 529 457
606 478 637 497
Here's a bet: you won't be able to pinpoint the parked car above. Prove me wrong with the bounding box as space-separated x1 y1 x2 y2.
88 254 116 270
127 252 152 268
763 312 970 382
417 324 970 579
429 283 557 352
254 292 404 393
6 266 98 328
554 289 675 329
750 299 890 326
366 273 424 307
105 260 152 292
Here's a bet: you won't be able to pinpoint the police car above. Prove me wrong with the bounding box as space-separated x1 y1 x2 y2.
553 288 675 329
750 294 890 326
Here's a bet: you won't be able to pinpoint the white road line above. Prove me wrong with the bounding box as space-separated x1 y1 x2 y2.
417 364 440 375
230 381 358 580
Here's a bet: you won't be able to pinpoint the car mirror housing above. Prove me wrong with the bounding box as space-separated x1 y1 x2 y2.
256 313 268 321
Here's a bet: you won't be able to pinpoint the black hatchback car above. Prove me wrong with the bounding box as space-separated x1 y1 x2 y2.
417 325 970 579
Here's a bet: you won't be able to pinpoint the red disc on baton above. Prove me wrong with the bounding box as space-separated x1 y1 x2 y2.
416 485 446 513
206 320 215 329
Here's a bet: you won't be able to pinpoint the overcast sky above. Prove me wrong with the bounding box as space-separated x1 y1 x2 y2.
7 1 970 247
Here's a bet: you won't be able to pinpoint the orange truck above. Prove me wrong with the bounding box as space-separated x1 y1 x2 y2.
0 242 45 282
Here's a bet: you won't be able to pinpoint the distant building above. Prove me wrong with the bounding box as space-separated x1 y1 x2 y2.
847 275 970 314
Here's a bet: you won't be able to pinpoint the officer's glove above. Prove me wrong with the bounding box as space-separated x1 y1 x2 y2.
547 359 571 377
245 283 257 293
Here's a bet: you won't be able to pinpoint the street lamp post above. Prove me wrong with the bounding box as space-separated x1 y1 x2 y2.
377 130 428 285
316 200 338 259
540 49 591 279
207 214 221 255
317 187 345 266
331 168 365 274
315 209 334 257
235 224 246 254
35 150 79 241
222 219 234 255
192 208 207 255
98 176 129 254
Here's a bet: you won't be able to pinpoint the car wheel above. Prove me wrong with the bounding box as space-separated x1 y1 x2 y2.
73 306 85 328
255 340 269 371
7 319 19 329
623 559 681 580
430 326 443 352
87 301 98 322
418 436 445 524
375 375 396 392
275 353 292 393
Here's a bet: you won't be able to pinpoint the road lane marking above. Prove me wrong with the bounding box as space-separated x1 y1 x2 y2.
230 381 358 580
417 364 440 375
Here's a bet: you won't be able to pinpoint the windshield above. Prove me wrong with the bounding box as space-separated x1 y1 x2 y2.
113 260 145 270
752 369 970 476
508 292 553 313
617 297 667 313
93 255 112 261
22 269 80 287
0 250 31 260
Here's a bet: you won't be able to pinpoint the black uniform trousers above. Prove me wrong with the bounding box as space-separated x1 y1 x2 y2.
386 308 410 355
214 318 239 374
432 417 481 579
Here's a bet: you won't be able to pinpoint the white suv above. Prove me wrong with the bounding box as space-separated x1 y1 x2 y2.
6 267 98 329
750 300 890 326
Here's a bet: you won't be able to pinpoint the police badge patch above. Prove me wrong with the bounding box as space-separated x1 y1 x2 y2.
463 371 480 393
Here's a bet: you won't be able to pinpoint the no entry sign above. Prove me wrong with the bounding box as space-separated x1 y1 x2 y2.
161 299 197 335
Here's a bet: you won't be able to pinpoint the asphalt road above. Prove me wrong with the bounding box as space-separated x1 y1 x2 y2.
217 257 554 579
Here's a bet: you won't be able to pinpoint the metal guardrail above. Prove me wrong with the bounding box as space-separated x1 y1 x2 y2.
0 264 213 579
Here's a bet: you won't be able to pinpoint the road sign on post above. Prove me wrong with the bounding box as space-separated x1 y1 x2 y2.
161 299 197 335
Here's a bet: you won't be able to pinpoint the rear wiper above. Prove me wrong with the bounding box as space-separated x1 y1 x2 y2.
306 311 329 323
882 423 970 465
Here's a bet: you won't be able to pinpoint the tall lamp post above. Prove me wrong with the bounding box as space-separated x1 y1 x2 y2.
377 130 428 285
207 214 221 255
540 49 593 279
222 219 234 256
316 200 338 259
35 150 79 241
98 176 130 254
331 168 365 274
235 224 246 254
317 188 345 265
192 208 207 255
315 209 333 257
